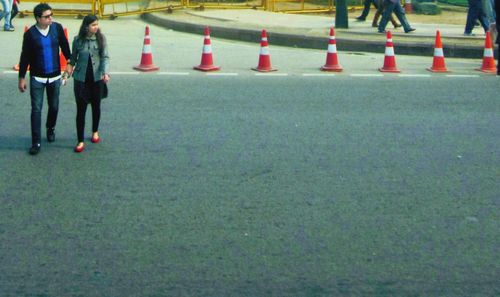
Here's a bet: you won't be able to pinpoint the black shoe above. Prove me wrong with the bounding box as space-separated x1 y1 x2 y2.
29 144 41 155
356 16 366 21
405 28 416 33
47 128 55 142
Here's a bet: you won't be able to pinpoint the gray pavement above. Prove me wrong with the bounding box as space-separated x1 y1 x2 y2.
143 9 496 58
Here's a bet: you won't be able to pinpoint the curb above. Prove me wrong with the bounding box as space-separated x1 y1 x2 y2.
142 13 486 59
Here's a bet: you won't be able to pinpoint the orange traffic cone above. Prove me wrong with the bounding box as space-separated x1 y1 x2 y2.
134 25 159 72
321 27 343 72
194 26 220 71
476 31 496 73
252 30 277 72
379 31 400 73
59 27 69 71
427 30 448 72
13 25 29 71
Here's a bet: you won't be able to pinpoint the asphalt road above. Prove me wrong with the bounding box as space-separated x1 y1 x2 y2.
1 71 499 296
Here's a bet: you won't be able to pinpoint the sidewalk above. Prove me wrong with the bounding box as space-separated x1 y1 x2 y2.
142 9 494 58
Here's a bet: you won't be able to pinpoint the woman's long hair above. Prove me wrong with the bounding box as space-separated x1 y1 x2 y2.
78 15 105 55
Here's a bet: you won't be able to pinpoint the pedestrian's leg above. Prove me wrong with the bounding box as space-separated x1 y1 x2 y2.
393 2 413 32
390 14 402 28
90 98 101 135
478 9 490 32
29 77 45 145
497 46 500 75
357 0 372 20
76 98 88 143
378 0 394 32
465 0 479 34
10 2 17 27
372 10 381 27
1 0 12 30
45 79 60 131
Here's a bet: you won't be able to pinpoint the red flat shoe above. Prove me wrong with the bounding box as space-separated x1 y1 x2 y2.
74 143 84 153
91 136 100 143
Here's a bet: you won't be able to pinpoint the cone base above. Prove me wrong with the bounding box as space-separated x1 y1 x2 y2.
476 67 496 73
427 67 448 73
134 65 160 72
379 67 400 73
321 65 343 72
252 67 277 72
194 65 220 72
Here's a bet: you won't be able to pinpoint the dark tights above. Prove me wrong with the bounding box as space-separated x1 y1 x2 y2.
76 98 101 142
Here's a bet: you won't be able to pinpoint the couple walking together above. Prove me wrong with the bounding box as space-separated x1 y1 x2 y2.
18 3 110 155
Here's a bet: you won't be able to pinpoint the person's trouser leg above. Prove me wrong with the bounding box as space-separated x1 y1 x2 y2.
358 0 372 19
378 0 394 32
393 2 411 31
465 0 480 33
478 8 490 31
45 79 60 130
30 77 45 145
10 3 17 27
90 98 101 133
76 98 87 143
0 0 12 29
497 46 500 74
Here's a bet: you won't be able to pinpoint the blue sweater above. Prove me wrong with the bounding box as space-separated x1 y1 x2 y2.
19 22 71 79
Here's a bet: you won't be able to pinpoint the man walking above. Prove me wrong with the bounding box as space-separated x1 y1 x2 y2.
18 3 71 155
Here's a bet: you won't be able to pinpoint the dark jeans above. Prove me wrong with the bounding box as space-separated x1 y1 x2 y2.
359 0 379 19
464 0 489 33
378 0 411 32
10 3 17 26
30 77 60 145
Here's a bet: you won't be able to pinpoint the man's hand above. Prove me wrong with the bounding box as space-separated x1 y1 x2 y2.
18 78 26 93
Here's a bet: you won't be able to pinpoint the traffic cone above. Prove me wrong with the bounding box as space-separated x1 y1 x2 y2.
476 31 496 73
193 26 220 71
134 25 159 72
59 27 69 71
427 30 448 72
321 27 343 72
379 31 400 73
252 29 277 72
13 25 29 71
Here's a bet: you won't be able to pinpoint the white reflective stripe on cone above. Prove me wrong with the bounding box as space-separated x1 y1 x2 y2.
387 38 392 42
260 46 270 55
262 37 268 42
142 44 152 53
327 44 337 53
329 36 336 40
205 35 210 39
484 48 494 57
203 45 212 54
385 47 395 56
434 48 444 57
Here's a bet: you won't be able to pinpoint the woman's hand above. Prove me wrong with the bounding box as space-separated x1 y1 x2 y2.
102 73 110 83
65 64 74 76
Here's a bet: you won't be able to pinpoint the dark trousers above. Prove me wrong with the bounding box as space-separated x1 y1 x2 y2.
378 0 411 32
359 0 379 19
10 3 17 26
30 77 60 145
465 0 490 33
74 80 103 142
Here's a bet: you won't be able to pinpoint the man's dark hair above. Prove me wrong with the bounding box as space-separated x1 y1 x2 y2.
33 3 52 18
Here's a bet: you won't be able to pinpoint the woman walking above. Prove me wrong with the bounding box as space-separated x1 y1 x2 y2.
67 15 110 153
